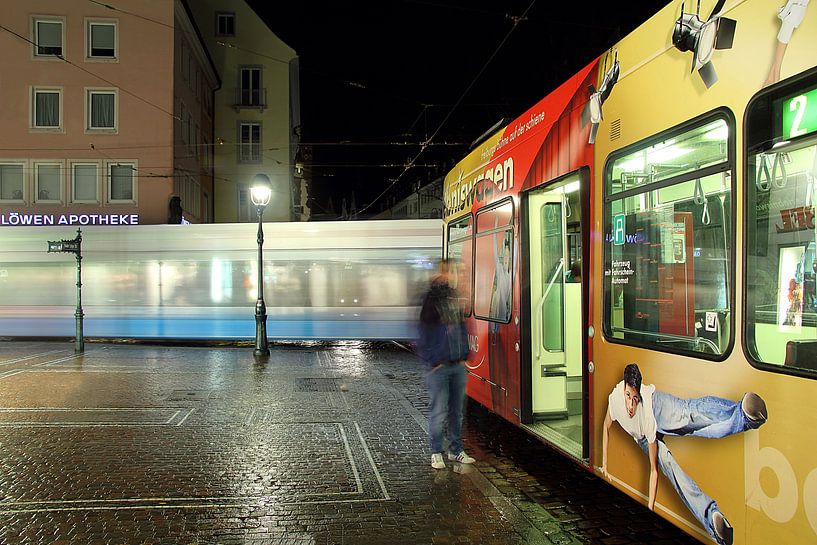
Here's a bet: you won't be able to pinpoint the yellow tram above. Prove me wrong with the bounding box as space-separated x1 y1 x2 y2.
441 1 817 542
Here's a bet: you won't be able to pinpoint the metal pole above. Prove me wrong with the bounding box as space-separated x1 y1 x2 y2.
74 228 84 353
254 206 270 357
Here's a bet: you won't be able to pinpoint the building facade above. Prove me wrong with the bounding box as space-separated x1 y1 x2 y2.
189 0 299 223
174 1 220 224
373 177 444 220
0 0 218 226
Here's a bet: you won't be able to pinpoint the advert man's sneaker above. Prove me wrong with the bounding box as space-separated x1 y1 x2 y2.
711 510 733 545
741 392 768 426
431 453 445 469
448 451 476 464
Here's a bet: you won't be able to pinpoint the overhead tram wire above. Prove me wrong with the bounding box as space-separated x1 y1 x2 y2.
0 24 178 121
353 0 538 218
86 0 175 30
214 41 430 108
0 139 465 153
89 143 169 183
85 1 429 125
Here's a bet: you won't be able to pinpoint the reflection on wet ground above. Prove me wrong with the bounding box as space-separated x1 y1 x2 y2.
0 340 696 545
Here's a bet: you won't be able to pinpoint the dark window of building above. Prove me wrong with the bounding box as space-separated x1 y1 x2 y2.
216 13 235 37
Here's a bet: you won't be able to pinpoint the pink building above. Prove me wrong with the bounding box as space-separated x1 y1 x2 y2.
0 0 218 226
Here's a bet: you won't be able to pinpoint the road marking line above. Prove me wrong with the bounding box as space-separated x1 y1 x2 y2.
338 423 364 494
176 408 195 426
354 421 390 500
0 369 26 381
31 353 85 367
0 349 68 367
0 407 193 427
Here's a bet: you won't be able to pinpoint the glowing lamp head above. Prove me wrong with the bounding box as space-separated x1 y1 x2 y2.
250 173 272 208
589 94 603 124
697 19 718 65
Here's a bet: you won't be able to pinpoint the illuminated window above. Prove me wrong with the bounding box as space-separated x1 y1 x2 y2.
446 214 474 316
603 113 734 358
745 69 817 376
474 200 514 323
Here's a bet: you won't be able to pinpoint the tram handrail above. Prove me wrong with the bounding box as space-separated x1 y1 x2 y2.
610 326 720 354
536 259 564 359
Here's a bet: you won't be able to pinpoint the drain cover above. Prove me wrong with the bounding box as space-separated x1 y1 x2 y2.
294 378 340 392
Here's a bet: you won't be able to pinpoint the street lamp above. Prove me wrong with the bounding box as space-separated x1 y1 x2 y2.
250 173 272 357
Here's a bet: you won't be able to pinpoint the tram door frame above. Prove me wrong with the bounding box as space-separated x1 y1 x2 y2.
520 167 591 459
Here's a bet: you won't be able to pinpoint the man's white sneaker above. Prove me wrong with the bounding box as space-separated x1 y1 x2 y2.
431 453 445 469
448 451 475 464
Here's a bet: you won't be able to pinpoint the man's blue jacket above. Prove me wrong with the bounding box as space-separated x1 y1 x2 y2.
417 279 468 369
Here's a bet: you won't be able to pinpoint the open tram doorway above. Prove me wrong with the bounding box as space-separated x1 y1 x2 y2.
521 171 588 460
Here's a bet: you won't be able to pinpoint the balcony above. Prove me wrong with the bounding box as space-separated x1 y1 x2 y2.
232 88 267 111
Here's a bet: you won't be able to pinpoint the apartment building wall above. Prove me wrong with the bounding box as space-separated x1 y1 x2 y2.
190 0 297 223
173 0 220 224
0 0 175 226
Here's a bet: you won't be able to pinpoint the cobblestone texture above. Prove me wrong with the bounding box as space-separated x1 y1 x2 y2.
0 340 698 545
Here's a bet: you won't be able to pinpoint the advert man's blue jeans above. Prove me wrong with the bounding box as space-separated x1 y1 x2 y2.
637 391 761 541
427 362 467 455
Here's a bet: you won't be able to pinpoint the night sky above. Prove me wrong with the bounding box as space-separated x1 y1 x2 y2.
245 0 670 218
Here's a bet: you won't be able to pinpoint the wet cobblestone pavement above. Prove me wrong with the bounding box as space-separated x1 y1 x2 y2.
0 340 698 545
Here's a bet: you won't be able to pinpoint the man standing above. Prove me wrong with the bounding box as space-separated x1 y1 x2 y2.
418 259 475 469
601 363 768 545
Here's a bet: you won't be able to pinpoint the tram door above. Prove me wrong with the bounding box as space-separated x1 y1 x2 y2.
525 176 583 457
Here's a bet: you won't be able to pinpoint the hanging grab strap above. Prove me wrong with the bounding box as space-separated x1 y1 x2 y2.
694 178 711 225
772 152 788 189
547 203 557 223
756 154 771 191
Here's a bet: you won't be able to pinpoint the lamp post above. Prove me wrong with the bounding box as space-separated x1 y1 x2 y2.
250 174 272 357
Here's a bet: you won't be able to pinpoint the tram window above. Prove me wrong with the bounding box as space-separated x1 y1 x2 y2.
609 119 729 196
746 70 817 376
603 113 734 357
447 214 473 316
474 200 514 323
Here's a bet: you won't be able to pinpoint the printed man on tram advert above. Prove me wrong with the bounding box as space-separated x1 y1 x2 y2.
600 363 769 545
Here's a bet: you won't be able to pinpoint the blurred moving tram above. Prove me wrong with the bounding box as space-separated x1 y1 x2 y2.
0 220 442 340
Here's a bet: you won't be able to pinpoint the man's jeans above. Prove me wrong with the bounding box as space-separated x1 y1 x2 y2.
427 362 467 454
638 391 758 543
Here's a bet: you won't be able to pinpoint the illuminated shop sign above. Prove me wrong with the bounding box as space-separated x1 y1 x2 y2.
0 212 140 226
782 87 817 139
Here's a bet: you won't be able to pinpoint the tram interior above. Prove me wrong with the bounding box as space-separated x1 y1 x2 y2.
606 118 733 358
748 138 817 370
525 175 584 458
